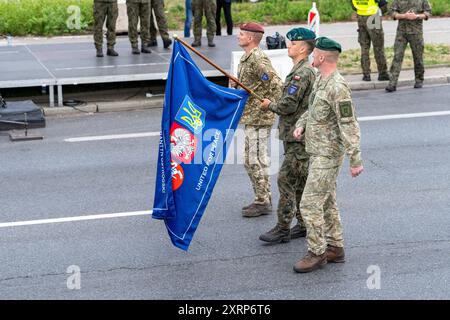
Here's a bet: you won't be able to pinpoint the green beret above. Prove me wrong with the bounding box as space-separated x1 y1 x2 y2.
315 37 342 53
286 28 316 41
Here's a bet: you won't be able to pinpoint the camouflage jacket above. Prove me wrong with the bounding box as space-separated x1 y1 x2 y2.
391 0 432 34
237 47 282 126
295 70 362 167
268 58 316 142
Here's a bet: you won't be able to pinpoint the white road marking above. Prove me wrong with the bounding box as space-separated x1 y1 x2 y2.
359 110 450 122
64 110 450 142
65 132 160 142
0 210 152 228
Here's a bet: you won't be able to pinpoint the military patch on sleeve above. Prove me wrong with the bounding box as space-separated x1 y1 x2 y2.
293 75 301 81
261 73 269 81
339 100 353 118
288 85 299 95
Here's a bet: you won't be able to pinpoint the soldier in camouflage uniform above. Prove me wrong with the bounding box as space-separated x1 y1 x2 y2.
126 0 152 54
93 0 119 57
192 0 217 47
230 22 283 217
292 37 364 273
351 0 389 81
149 0 172 48
386 0 432 92
258 28 317 243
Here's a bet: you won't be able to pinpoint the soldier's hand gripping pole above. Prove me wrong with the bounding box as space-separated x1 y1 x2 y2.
173 35 264 101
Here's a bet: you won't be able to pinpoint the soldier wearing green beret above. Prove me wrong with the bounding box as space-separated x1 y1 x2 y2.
258 27 317 243
292 37 364 273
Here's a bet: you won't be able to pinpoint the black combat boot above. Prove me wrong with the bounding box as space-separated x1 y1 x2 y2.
192 40 201 47
259 224 290 243
131 45 140 54
208 39 216 47
378 72 390 81
163 38 172 49
362 74 371 81
385 84 396 92
141 44 152 54
106 48 119 56
414 82 423 89
149 39 158 47
290 224 307 239
96 48 103 57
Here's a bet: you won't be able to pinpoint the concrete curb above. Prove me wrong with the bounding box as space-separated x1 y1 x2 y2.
43 75 449 116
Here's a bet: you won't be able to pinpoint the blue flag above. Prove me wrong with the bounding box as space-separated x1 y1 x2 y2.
152 40 249 251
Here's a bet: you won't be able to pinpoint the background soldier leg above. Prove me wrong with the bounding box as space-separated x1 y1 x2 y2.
409 33 425 87
127 3 140 50
150 11 158 44
389 32 408 88
93 2 108 53
139 2 151 50
357 16 372 81
323 177 344 248
105 2 118 55
215 0 223 36
369 27 389 80
153 0 171 47
192 0 203 45
205 0 217 46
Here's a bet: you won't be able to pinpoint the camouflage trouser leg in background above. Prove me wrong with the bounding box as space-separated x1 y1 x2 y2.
93 1 119 49
244 125 272 206
357 15 387 76
192 0 216 42
127 2 151 46
149 0 170 41
389 31 424 87
300 156 344 256
277 142 309 229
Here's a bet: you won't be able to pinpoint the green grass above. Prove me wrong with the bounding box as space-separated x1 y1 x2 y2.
339 44 450 74
1 0 449 37
0 0 93 36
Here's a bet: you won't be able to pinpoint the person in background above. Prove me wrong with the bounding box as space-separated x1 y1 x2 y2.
216 0 233 36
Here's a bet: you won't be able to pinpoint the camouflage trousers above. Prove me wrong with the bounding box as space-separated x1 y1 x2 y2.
357 15 388 76
300 156 344 256
389 31 424 87
93 1 119 49
244 125 271 205
192 0 216 42
149 0 170 41
127 1 151 46
277 142 309 229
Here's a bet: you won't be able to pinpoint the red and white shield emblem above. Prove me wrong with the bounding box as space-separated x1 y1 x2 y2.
170 123 197 164
171 160 184 191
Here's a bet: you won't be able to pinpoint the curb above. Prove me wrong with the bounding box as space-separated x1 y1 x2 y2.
349 75 450 91
42 75 449 116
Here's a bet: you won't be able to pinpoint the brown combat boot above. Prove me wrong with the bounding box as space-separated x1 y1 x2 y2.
293 251 327 273
242 203 272 217
259 224 290 243
290 224 306 239
326 245 345 263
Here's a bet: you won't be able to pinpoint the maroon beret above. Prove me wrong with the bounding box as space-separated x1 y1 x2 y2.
240 22 265 34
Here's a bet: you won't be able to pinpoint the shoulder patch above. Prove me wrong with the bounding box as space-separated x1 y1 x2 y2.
261 73 269 81
339 100 353 118
288 85 299 95
293 75 301 81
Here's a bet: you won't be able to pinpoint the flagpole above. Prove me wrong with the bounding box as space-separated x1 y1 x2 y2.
173 35 264 101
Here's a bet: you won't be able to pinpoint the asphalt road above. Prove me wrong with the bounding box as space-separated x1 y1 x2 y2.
0 84 449 299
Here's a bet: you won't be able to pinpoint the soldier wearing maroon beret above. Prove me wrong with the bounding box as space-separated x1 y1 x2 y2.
231 22 283 218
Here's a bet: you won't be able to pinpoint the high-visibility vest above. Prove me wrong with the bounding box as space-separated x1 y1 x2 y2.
352 0 379 16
